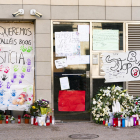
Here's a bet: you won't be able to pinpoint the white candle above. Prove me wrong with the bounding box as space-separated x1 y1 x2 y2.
31 116 34 125
118 120 121 127
130 117 133 126
125 119 128 127
139 119 140 125
128 121 131 127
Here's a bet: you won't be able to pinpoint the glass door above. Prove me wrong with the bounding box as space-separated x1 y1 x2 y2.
53 22 90 120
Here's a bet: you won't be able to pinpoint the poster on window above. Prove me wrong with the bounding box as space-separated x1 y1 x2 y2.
93 30 119 50
102 51 140 82
55 32 80 57
0 23 34 110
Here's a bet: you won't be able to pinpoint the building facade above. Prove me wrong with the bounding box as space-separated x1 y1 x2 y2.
0 0 140 120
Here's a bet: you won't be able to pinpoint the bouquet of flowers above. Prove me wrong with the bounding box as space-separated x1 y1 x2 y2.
36 99 50 108
113 112 122 118
10 116 15 121
23 114 31 119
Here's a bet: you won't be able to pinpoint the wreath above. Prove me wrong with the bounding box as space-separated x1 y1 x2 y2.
91 85 135 124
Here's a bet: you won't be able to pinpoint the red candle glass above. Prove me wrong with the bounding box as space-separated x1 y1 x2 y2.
6 116 8 124
113 118 118 127
33 118 36 125
103 120 105 125
18 115 21 124
50 115 52 123
136 120 139 125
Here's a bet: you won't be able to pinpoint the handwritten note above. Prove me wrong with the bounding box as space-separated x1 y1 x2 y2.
93 29 119 50
102 51 140 82
78 25 89 41
67 55 90 65
59 77 70 90
55 32 80 57
55 58 67 69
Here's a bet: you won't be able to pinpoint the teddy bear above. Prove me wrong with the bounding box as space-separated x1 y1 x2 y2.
12 92 27 105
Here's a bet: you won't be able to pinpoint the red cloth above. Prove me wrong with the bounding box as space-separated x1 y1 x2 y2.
58 90 85 111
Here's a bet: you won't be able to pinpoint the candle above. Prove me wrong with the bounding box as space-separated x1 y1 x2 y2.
18 115 20 123
133 117 136 126
105 121 108 126
122 118 125 127
6 116 8 124
139 119 140 125
125 119 128 127
108 123 111 127
118 120 121 127
31 116 34 124
128 120 131 127
50 115 52 123
136 120 139 125
103 120 105 125
52 117 55 125
130 117 133 126
33 117 36 125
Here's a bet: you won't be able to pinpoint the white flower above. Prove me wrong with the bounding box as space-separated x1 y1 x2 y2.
95 118 98 120
100 96 102 99
107 87 110 89
103 94 105 96
93 101 96 104
102 113 105 116
116 92 118 95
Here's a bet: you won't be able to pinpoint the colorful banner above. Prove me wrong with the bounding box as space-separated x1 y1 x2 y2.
0 23 34 110
102 51 140 82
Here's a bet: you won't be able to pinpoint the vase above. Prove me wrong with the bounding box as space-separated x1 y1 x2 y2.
25 119 29 124
11 120 15 124
0 120 2 124
40 107 47 115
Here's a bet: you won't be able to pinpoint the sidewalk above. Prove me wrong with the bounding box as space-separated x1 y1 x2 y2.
0 121 139 140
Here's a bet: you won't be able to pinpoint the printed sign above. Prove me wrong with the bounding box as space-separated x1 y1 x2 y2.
55 32 80 57
67 55 90 65
59 77 70 90
102 51 140 82
93 29 119 50
78 25 89 41
0 23 34 110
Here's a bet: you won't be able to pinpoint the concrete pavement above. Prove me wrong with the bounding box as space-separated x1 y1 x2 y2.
0 121 139 140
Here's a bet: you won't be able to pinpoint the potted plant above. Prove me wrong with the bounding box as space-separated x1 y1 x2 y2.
23 114 31 124
10 116 15 124
0 114 4 124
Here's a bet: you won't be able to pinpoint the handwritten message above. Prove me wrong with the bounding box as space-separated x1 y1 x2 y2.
93 30 119 50
55 32 80 57
102 51 140 82
0 23 34 110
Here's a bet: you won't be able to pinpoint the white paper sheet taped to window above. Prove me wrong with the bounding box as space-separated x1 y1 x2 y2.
67 55 90 65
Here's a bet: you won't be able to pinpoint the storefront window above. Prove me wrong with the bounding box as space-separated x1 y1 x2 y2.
92 23 123 51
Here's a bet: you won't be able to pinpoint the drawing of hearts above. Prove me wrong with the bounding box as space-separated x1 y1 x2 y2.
28 98 31 101
31 94 33 97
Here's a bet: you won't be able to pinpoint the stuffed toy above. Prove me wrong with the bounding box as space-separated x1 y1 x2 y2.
12 92 27 105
